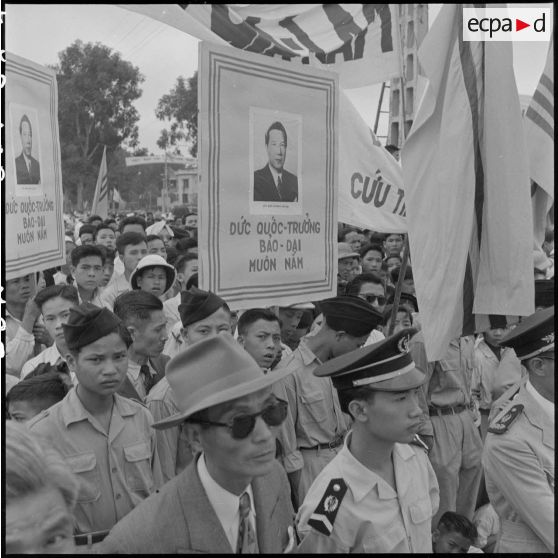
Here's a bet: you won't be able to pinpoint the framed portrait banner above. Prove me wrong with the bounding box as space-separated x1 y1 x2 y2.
4 53 65 280
198 42 338 309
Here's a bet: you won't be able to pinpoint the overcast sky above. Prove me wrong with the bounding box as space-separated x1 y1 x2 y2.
5 4 552 153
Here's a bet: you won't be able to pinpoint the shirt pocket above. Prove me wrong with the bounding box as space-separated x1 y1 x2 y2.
66 452 101 503
123 441 154 496
299 390 328 425
409 498 432 525
362 521 407 553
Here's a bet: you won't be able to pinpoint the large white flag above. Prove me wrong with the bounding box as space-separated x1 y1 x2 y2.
401 4 534 361
123 4 401 88
338 91 406 232
91 146 108 219
525 36 554 272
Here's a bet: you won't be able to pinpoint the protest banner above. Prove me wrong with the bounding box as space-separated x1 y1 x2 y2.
198 42 338 309
124 4 400 89
338 91 406 233
4 53 65 280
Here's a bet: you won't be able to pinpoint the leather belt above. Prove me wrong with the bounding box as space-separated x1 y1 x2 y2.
300 436 344 451
479 408 491 416
428 404 468 416
74 531 109 546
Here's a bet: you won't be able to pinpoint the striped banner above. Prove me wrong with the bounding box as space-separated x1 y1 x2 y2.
91 146 108 218
123 4 400 88
525 36 554 274
401 4 533 361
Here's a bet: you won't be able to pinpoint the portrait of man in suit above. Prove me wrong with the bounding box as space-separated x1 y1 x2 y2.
15 114 41 184
253 121 298 203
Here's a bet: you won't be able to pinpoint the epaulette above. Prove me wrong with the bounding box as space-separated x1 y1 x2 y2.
488 404 524 435
307 478 347 536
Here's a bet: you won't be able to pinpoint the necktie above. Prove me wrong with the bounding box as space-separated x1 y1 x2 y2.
237 492 259 554
277 175 285 201
140 364 155 395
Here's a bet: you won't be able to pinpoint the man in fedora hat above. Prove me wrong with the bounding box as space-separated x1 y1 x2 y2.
482 306 554 553
273 295 383 509
147 287 233 482
101 334 296 553
296 328 439 552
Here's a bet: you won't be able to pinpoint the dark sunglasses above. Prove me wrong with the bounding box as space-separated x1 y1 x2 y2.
361 294 387 306
192 398 288 439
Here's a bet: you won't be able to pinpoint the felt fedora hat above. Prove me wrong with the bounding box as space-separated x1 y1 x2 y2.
152 334 294 430
130 254 176 295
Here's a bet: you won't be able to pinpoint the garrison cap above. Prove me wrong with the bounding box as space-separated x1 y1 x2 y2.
314 328 425 391
178 286 228 327
63 303 125 351
337 242 360 260
319 295 383 337
500 306 554 360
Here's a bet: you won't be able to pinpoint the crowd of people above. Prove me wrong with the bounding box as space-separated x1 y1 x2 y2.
4 209 555 554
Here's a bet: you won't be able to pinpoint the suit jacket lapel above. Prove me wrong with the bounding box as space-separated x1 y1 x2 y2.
253 471 281 553
149 354 168 385
177 460 235 554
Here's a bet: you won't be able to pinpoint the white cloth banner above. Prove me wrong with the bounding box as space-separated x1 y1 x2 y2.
122 4 401 88
338 92 406 233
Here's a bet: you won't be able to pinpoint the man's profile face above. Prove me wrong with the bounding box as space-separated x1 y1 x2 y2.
266 129 286 172
20 120 33 157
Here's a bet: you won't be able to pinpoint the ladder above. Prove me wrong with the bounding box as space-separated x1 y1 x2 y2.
373 81 391 144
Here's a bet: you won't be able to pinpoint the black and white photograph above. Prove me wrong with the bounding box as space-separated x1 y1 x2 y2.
2 3 554 555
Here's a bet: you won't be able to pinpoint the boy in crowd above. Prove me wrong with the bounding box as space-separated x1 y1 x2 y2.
129 254 176 301
113 291 169 402
383 233 404 257
8 371 70 423
432 511 479 554
146 234 168 259
100 232 147 311
237 308 282 371
28 304 162 544
77 224 96 246
70 245 105 306
296 329 439 553
163 253 199 329
112 216 148 275
148 287 232 482
20 285 79 380
100 334 295 553
94 223 117 251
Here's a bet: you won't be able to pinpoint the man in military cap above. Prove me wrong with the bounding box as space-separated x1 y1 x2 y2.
296 328 439 552
482 306 554 553
28 304 162 546
272 295 383 508
101 334 296 553
147 287 233 482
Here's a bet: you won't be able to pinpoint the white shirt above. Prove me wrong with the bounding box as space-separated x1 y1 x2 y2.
197 453 257 552
364 328 385 347
525 379 554 422
127 359 157 401
163 294 181 330
20 343 77 385
268 164 283 188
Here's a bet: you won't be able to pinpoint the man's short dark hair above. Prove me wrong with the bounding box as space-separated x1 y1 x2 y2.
176 238 198 253
7 371 69 409
345 273 385 296
360 243 385 260
337 386 375 417
94 223 115 239
390 265 413 285
437 512 478 542
97 245 116 264
34 285 79 310
119 216 147 234
19 114 32 135
116 231 146 255
146 234 164 244
71 245 105 267
382 304 413 327
174 253 198 274
104 218 117 227
265 121 287 146
78 224 96 238
113 290 164 325
237 308 280 337
88 214 103 224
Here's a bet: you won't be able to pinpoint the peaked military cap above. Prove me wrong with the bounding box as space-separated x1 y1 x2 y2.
500 305 554 360
319 295 383 337
314 328 425 391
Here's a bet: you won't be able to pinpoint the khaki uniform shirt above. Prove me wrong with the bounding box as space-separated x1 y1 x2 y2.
28 390 163 534
297 434 439 553
483 383 554 553
272 340 351 473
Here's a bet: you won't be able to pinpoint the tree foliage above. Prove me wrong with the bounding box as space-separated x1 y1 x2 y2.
53 40 144 207
156 72 198 157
